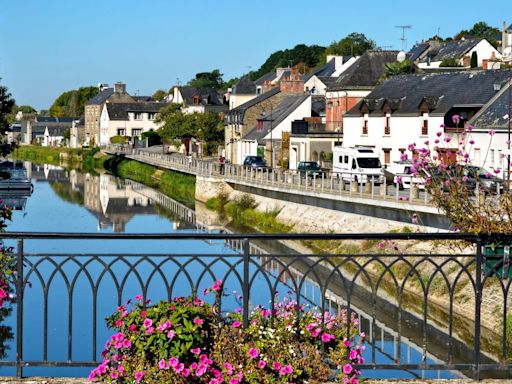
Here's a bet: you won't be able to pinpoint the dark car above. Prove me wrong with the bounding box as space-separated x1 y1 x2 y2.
429 165 503 194
297 161 325 178
243 156 269 170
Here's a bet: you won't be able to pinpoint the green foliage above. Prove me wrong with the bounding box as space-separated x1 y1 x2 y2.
0 80 16 157
439 57 462 67
188 69 225 89
12 145 89 165
383 59 415 78
50 182 85 205
205 191 230 213
325 32 376 57
49 86 99 117
455 21 500 47
470 51 478 68
110 135 127 144
152 89 166 101
250 44 325 81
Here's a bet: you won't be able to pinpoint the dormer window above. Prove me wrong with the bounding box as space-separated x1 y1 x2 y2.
193 96 201 105
134 112 143 121
382 103 391 135
257 120 264 130
361 112 368 135
421 113 429 135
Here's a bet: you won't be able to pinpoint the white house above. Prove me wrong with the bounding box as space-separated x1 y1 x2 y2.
170 86 227 114
99 102 165 146
416 38 502 69
303 55 359 96
342 70 510 168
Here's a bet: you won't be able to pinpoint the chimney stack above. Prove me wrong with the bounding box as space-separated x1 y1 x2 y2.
279 67 305 94
114 82 126 95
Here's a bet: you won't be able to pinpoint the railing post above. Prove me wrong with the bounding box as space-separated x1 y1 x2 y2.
242 238 250 328
16 238 24 378
474 236 483 381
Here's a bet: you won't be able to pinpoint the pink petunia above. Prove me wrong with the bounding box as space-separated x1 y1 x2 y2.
191 347 201 355
248 348 259 359
279 365 293 375
143 318 152 328
258 360 266 369
134 370 145 382
158 359 169 370
169 357 179 367
343 363 353 374
193 318 204 326
167 330 176 339
272 362 281 370
231 321 241 328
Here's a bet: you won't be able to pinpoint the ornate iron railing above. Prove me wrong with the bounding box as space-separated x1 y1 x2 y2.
0 232 511 380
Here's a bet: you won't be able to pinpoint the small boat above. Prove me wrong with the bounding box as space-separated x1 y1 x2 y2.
0 161 33 191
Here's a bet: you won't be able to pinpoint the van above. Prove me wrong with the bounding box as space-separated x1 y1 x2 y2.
332 147 384 183
385 160 425 190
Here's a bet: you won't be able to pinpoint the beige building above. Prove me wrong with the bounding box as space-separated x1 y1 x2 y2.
84 83 135 146
99 102 165 146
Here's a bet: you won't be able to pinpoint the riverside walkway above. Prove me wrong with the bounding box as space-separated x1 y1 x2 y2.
105 146 447 227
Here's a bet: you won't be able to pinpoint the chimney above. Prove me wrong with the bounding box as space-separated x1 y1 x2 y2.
326 55 343 72
279 67 304 94
482 59 488 70
262 80 274 93
503 21 507 53
114 82 126 95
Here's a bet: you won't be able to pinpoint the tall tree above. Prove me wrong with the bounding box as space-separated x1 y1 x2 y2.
49 86 99 117
455 21 500 47
188 69 225 89
325 33 376 57
152 89 166 101
0 80 16 156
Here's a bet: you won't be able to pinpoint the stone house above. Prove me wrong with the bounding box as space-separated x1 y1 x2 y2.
85 83 135 146
170 86 227 115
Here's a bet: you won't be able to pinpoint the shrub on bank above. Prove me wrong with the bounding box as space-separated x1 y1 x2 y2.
89 281 365 383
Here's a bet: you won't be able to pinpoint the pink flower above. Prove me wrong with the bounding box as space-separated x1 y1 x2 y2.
110 370 119 379
311 328 321 337
279 365 293 375
167 330 176 339
196 363 207 376
343 339 350 347
182 368 190 377
343 363 353 374
135 370 145 382
231 321 241 328
248 348 259 359
212 280 222 292
321 332 335 343
191 347 201 355
145 326 154 334
400 153 408 161
143 318 152 328
489 129 496 136
444 137 451 143
158 359 169 370
224 362 233 375
175 363 185 373
273 362 281 370
193 318 204 325
349 349 359 360
129 324 136 332
452 114 460 124
436 131 443 137
169 357 179 367
135 294 143 301
115 320 123 328
229 379 240 384
122 338 131 348
469 139 475 145
258 360 266 369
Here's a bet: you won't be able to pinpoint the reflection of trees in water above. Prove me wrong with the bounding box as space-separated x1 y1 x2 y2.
0 307 13 359
49 182 84 205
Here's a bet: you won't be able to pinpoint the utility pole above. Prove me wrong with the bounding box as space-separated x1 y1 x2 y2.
395 25 412 51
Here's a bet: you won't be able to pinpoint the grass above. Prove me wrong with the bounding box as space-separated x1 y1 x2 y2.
12 145 95 165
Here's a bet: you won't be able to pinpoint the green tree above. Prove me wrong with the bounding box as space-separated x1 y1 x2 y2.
249 44 325 81
0 80 16 156
439 58 463 67
188 69 225 89
196 112 224 154
455 21 500 47
325 32 376 57
152 89 166 101
49 86 99 117
155 104 195 143
470 51 478 68
383 59 415 78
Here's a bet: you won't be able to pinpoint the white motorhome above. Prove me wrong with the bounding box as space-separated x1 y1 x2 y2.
332 147 384 183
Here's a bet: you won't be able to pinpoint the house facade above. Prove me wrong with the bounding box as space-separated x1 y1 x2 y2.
84 83 135 146
99 103 165 146
170 86 227 114
342 70 510 168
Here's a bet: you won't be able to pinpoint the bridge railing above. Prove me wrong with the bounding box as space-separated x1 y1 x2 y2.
1 232 511 379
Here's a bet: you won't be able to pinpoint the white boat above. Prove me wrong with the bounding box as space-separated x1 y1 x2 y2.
0 162 33 191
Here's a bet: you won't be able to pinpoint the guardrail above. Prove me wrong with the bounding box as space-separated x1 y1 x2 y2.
1 232 511 379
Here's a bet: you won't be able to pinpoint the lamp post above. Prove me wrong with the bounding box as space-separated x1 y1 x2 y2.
270 105 273 168
508 67 511 192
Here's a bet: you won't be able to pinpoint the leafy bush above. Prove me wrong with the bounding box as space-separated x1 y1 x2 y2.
439 58 462 67
90 282 365 383
110 136 128 144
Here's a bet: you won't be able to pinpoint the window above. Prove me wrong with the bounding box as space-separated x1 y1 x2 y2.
193 96 201 105
134 112 143 120
362 119 368 135
384 113 390 135
422 118 428 136
117 128 125 136
383 149 391 164
344 155 349 164
132 128 142 138
148 113 156 120
257 120 264 130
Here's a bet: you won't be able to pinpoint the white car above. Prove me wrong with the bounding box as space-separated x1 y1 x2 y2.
385 161 425 190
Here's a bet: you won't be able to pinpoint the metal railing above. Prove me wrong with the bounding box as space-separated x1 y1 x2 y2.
0 232 511 379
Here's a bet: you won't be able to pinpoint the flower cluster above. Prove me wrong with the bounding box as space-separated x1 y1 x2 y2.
405 115 512 233
90 282 365 383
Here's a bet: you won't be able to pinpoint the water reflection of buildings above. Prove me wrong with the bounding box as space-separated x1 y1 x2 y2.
85 174 156 232
0 162 34 210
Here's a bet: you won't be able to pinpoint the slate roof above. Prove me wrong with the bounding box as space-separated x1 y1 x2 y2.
303 59 336 81
178 86 225 106
328 50 400 91
469 81 512 129
345 70 511 117
87 88 114 105
36 116 77 123
420 38 481 63
407 42 430 62
254 72 276 86
227 87 281 121
232 76 256 95
106 103 166 120
243 94 310 144
132 96 152 102
311 95 326 116
45 126 69 136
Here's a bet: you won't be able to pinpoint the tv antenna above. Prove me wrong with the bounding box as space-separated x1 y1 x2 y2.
395 25 412 51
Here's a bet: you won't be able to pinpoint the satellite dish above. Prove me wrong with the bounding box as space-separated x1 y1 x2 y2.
397 51 407 62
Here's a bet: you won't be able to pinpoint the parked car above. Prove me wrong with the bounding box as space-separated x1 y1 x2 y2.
243 156 269 171
385 161 425 190
428 164 503 194
297 161 325 178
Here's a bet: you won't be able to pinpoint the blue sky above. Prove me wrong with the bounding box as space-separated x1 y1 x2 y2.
0 0 510 110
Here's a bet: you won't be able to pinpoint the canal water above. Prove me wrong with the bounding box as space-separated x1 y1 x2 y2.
0 163 463 379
